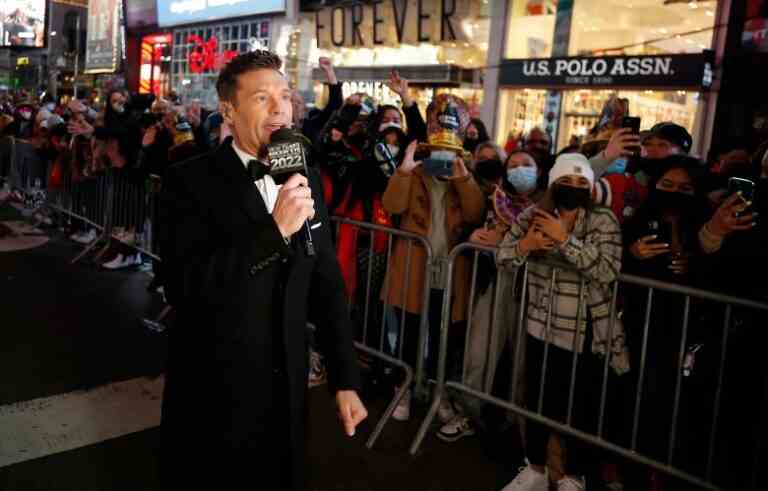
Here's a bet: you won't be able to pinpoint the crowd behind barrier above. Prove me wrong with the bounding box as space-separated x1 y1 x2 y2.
2 72 768 491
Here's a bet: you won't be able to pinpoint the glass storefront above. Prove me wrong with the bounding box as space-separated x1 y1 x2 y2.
170 18 271 108
497 0 719 154
497 88 699 151
304 0 494 116
506 0 719 58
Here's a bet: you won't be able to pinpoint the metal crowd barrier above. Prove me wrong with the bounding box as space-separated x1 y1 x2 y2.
409 242 768 491
329 216 434 449
0 136 162 263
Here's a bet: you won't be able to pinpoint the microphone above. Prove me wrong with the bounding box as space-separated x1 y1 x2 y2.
266 127 315 257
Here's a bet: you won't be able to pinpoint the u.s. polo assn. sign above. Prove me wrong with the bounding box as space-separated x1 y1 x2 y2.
500 53 713 89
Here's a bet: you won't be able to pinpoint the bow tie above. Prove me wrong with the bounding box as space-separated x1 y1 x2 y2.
248 159 270 181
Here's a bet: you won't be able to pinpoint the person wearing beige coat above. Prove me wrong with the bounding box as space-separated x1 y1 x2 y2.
380 141 485 419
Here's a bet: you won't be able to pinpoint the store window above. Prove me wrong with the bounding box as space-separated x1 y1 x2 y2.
171 19 270 108
305 0 493 116
497 88 700 154
506 0 720 58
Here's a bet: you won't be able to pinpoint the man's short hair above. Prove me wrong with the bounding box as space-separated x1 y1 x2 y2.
216 50 283 104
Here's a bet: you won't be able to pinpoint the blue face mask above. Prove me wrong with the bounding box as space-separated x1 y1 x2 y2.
506 166 538 193
604 157 628 175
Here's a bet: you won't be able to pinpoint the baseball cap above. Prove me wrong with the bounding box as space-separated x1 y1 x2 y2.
643 122 692 154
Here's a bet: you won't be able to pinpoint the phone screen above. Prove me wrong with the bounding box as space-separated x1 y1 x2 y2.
728 177 755 203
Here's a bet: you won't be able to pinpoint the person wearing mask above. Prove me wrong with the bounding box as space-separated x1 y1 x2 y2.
593 122 693 223
438 146 541 442
463 118 490 155
497 153 626 491
382 138 485 421
380 69 428 143
620 156 711 483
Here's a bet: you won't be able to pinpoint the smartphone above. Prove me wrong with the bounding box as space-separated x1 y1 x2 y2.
621 116 641 135
728 177 755 202
728 177 756 217
621 116 641 156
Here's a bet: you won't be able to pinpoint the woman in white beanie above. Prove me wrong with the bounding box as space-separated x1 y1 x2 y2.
497 153 627 491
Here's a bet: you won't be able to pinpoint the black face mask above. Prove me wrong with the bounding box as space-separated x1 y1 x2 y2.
464 137 479 153
474 158 504 181
553 184 591 210
652 189 695 213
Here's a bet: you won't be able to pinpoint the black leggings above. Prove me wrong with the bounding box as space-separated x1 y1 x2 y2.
394 289 466 384
525 335 615 477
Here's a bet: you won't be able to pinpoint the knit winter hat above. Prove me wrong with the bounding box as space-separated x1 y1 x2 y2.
548 153 595 188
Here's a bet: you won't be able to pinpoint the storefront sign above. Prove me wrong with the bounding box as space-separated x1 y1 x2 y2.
500 54 713 89
158 0 285 27
314 0 471 48
187 35 238 74
85 0 121 74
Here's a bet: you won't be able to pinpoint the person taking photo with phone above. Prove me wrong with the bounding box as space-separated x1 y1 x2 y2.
497 153 627 491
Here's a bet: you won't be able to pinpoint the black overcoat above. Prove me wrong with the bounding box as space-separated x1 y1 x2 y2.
158 137 360 490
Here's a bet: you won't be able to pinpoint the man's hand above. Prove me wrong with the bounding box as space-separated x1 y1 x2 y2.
603 128 640 161
319 57 338 85
386 69 413 107
336 390 368 437
707 192 757 237
272 174 315 238
531 209 569 245
399 140 422 175
630 235 670 260
448 157 469 180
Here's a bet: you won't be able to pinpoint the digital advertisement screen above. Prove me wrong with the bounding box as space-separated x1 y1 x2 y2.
158 0 285 27
0 0 46 48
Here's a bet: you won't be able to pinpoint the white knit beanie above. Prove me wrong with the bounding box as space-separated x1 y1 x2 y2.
548 153 595 188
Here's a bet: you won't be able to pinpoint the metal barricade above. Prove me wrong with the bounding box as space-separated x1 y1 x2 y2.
410 242 768 491
329 216 433 448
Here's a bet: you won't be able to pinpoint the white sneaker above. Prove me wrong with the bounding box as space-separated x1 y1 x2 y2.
557 476 585 491
500 462 548 491
392 388 411 421
102 254 125 269
438 397 457 424
73 229 97 244
437 415 475 442
103 253 141 270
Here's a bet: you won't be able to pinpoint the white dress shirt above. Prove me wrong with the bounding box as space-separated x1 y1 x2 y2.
232 142 281 213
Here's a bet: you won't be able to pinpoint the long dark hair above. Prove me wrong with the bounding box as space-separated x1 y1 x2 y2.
103 89 129 129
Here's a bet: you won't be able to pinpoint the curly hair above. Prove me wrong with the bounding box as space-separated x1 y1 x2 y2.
216 50 283 104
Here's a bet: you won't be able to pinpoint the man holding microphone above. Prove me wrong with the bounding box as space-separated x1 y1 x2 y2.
159 51 366 491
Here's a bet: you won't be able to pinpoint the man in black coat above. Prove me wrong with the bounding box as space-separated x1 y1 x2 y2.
159 50 367 491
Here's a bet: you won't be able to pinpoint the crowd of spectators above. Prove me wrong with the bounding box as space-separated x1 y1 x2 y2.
1 58 766 491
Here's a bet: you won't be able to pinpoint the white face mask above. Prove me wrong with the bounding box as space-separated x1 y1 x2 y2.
379 122 402 133
45 102 55 111
112 102 125 114
386 144 400 158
